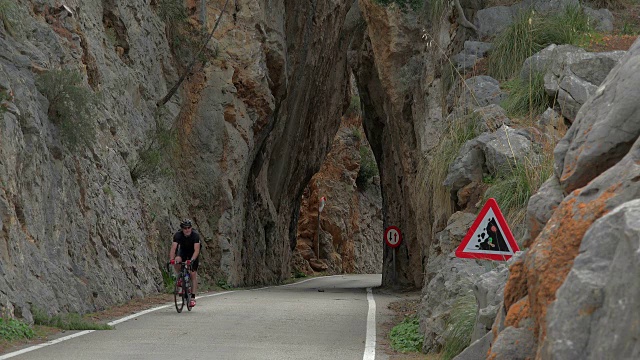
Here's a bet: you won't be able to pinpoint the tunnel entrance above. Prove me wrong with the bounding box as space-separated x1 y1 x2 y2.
292 86 383 276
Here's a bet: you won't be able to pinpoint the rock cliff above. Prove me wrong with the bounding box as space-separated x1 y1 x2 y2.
294 115 383 275
0 0 361 317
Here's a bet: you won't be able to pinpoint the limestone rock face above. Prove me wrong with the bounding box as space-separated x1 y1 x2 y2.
542 46 625 121
0 0 359 316
491 37 640 359
294 118 383 275
542 199 640 360
554 39 640 192
420 212 485 352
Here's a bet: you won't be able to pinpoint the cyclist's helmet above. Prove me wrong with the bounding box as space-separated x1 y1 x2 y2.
180 219 193 229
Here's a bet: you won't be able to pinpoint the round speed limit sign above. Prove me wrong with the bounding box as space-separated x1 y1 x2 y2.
384 226 402 248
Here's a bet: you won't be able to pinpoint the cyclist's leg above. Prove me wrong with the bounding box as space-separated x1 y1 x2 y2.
191 259 199 299
173 255 183 273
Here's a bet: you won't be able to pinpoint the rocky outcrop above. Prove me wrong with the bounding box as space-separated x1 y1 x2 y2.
0 0 360 316
295 117 383 275
420 212 485 352
351 0 452 288
474 0 579 38
525 45 625 121
444 124 538 208
554 41 640 192
491 37 640 359
542 199 640 359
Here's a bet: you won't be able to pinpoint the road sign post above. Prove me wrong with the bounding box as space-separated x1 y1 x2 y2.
317 197 326 259
384 226 402 283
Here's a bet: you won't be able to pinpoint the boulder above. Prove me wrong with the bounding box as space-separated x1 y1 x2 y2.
482 125 536 175
474 6 516 39
475 0 579 38
541 45 625 121
554 38 640 192
464 41 493 58
421 212 485 352
471 265 509 341
526 175 564 240
542 199 640 359
473 104 511 132
520 44 580 82
444 138 486 193
488 324 537 360
453 331 493 360
459 76 507 109
420 255 487 352
583 6 614 33
452 52 478 72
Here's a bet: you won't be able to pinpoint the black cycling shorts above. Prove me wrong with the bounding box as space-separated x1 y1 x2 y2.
177 251 199 271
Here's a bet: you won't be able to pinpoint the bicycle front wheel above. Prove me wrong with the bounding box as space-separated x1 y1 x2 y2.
174 282 184 313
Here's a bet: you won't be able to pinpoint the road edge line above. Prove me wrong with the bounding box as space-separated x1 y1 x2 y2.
0 291 236 359
0 330 95 360
0 275 352 359
363 287 376 360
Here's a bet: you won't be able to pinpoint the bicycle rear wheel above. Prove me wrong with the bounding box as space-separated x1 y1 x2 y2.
174 282 184 313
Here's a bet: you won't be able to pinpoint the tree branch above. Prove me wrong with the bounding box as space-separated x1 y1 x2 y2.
454 0 478 33
156 0 230 107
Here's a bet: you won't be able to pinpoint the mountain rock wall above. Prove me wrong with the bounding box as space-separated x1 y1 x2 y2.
0 0 359 317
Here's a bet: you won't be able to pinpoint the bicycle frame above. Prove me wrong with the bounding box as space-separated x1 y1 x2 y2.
171 261 194 313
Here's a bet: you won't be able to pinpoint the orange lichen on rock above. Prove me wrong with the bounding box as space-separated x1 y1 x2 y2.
525 186 617 341
505 297 530 328
503 259 528 310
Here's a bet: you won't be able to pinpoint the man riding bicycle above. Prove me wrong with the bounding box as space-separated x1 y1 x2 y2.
169 219 200 307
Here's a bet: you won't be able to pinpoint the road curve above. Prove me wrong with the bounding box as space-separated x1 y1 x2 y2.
7 274 383 360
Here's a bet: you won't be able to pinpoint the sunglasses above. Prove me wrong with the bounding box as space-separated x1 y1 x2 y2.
181 226 192 230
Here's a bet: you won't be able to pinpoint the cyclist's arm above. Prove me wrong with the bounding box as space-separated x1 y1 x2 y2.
169 241 178 261
191 243 200 261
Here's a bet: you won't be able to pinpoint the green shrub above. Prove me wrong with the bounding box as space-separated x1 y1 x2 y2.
130 113 177 183
0 318 35 341
356 145 378 190
0 88 9 114
537 5 591 46
484 144 554 229
0 0 25 37
293 269 307 279
488 10 541 80
349 126 362 141
216 279 233 290
442 292 477 360
35 69 97 149
32 308 112 331
488 5 592 80
161 266 176 294
389 315 423 353
501 71 549 118
158 0 188 25
346 95 361 117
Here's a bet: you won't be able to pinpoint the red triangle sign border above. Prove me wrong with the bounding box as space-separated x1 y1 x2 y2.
455 198 520 261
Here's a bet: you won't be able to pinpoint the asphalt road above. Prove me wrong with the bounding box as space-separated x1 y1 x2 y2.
7 274 387 360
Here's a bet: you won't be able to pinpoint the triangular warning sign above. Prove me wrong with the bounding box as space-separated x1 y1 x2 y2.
455 198 520 261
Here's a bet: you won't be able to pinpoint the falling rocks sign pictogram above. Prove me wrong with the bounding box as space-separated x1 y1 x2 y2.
455 198 520 261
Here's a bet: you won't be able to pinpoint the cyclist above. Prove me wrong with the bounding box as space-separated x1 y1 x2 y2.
169 219 201 307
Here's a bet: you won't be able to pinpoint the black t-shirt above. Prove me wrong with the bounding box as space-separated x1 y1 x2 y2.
173 230 201 258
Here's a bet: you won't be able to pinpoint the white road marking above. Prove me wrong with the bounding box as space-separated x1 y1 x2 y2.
0 291 234 359
363 287 376 360
0 276 362 359
0 330 94 359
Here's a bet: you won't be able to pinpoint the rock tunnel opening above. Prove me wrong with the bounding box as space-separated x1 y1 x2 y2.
292 78 383 277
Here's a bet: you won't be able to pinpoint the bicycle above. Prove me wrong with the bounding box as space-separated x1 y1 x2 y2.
168 260 194 313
